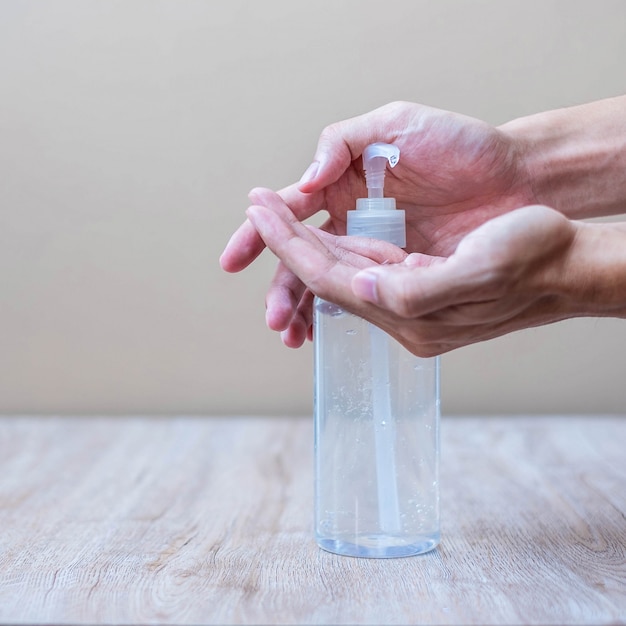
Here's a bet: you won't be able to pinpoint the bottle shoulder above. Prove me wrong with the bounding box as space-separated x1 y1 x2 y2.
314 297 349 317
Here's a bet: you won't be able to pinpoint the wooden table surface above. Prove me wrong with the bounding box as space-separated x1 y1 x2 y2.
0 414 624 625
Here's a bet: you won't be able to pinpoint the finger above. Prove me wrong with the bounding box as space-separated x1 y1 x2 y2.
403 252 447 268
219 218 265 273
297 103 409 193
246 204 357 308
313 228 409 267
265 261 307 332
220 185 325 274
280 289 315 348
248 189 328 250
351 256 482 319
257 184 328 224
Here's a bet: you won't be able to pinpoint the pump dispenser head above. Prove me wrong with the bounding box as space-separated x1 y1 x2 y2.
347 142 406 247
363 142 399 198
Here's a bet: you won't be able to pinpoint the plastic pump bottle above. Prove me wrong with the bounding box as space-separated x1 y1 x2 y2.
313 142 440 558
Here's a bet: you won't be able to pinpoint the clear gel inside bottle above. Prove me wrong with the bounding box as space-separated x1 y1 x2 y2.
313 143 441 558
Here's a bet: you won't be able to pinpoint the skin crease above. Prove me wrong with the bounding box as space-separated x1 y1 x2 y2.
220 98 626 356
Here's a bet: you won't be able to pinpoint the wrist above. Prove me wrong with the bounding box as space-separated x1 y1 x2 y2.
499 96 626 219
553 221 626 318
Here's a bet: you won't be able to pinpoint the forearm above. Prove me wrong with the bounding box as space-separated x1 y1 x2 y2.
500 96 626 219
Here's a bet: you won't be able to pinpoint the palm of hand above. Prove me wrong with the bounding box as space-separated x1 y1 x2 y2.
368 205 578 356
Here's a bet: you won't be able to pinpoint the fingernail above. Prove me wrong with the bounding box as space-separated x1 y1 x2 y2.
299 161 320 186
352 270 379 304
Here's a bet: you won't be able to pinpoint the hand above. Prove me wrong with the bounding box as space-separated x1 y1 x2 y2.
246 191 588 356
221 101 536 347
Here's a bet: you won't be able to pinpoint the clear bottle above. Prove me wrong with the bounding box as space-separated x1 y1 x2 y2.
314 143 440 558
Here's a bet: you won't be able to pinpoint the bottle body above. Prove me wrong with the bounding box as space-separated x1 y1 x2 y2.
314 297 440 558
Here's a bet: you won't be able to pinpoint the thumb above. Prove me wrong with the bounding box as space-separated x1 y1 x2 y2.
351 255 457 318
298 104 406 193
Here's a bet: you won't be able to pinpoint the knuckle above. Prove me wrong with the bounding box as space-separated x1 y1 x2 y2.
319 121 343 144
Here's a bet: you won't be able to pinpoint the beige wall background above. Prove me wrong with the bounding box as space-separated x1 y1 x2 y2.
1 0 625 416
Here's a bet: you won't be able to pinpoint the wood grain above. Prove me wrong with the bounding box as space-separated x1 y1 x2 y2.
0 415 624 625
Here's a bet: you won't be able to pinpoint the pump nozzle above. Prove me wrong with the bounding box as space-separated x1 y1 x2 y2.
347 142 405 247
363 142 400 198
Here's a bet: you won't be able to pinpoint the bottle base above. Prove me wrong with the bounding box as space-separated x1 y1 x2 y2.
316 533 439 559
